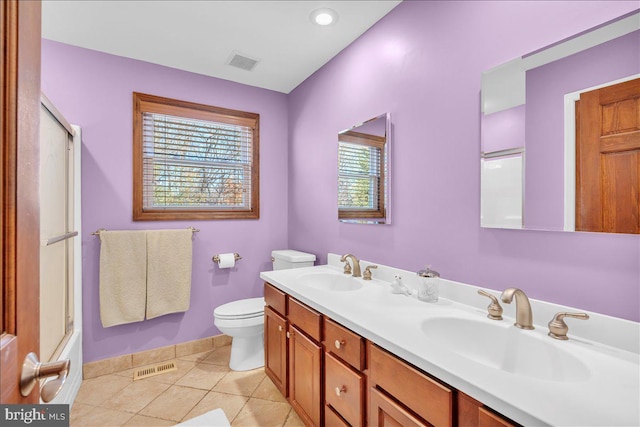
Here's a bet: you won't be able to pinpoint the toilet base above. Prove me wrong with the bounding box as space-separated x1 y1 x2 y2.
229 333 264 371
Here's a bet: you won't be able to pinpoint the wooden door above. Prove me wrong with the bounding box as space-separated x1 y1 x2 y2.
288 325 322 427
0 0 42 404
576 78 640 233
264 306 288 396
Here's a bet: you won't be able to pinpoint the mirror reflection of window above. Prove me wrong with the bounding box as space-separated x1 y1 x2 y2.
337 114 389 224
338 133 384 218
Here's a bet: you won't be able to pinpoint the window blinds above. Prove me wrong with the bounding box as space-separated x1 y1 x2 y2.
142 112 253 210
338 141 382 211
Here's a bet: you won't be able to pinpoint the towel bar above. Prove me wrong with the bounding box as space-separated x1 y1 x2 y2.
92 227 200 236
44 231 79 246
212 253 242 263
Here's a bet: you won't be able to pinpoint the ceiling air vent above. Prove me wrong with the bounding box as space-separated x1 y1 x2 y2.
227 51 259 72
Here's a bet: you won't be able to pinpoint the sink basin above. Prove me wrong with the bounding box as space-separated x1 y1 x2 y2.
421 316 590 382
297 272 363 292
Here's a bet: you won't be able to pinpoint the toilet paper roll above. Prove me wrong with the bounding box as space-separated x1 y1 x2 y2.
218 253 236 269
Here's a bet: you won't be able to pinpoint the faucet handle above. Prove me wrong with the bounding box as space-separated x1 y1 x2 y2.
478 290 503 320
342 259 352 275
548 312 589 340
363 265 378 280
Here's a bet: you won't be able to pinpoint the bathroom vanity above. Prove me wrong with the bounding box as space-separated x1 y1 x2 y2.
265 281 514 427
261 254 640 427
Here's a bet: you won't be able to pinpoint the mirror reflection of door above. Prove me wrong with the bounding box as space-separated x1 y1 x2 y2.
576 77 640 234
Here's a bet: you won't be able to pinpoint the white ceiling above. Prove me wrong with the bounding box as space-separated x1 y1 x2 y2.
41 1 402 94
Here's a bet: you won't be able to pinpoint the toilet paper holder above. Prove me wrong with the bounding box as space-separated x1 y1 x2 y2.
212 253 242 264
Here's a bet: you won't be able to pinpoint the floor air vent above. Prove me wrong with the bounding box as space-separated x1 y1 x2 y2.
133 360 178 381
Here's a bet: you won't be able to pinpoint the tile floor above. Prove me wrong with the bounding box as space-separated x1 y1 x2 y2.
71 345 304 426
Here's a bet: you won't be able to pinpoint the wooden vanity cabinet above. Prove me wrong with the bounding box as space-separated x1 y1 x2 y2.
458 392 517 427
264 283 288 396
264 306 288 395
369 387 429 427
323 318 366 427
264 282 519 427
288 298 323 427
325 405 350 427
368 342 454 427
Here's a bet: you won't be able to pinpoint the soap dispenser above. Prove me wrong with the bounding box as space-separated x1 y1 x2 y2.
417 265 440 302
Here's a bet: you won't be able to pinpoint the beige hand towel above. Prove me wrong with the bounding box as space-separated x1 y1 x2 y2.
146 229 193 319
99 230 147 327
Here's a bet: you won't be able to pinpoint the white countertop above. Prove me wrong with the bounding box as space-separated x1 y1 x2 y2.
260 254 640 427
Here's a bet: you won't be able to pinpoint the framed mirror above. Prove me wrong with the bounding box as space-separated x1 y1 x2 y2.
480 10 639 234
338 113 390 224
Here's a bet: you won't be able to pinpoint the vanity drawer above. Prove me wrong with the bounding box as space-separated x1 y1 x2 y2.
323 318 365 371
325 352 365 427
369 387 429 427
264 282 286 316
325 405 350 427
368 342 453 427
288 297 322 342
478 407 516 427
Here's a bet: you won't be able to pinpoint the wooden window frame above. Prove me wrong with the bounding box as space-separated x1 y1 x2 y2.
338 131 386 220
133 92 259 221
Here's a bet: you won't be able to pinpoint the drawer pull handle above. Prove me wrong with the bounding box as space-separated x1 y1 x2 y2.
335 385 347 397
278 325 283 332
334 339 345 349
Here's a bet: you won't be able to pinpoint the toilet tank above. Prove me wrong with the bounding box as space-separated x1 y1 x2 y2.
271 250 316 270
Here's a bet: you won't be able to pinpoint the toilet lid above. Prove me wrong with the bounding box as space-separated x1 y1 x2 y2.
214 297 265 320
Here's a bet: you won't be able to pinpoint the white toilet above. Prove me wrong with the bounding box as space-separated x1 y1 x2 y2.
213 249 316 371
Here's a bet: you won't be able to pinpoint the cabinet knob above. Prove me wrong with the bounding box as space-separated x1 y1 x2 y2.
335 385 347 397
286 331 290 339
278 325 283 332
334 339 345 349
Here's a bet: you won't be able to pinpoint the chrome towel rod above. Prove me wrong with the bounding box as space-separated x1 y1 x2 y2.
92 227 200 236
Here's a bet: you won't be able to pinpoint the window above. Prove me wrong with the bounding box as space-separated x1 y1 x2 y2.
338 131 385 220
133 93 259 220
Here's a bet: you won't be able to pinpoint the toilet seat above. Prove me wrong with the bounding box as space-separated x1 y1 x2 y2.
214 297 265 320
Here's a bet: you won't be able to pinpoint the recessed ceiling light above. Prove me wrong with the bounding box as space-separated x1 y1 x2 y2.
310 8 338 26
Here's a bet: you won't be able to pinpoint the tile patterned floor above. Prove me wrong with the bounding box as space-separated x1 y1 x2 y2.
71 345 304 427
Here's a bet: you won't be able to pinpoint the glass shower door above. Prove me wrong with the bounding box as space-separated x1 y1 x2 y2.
39 101 75 363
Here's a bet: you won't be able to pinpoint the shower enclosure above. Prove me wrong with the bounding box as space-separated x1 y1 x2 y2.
39 95 82 405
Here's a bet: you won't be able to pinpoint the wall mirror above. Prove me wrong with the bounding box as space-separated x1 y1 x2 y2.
480 10 639 234
338 113 390 224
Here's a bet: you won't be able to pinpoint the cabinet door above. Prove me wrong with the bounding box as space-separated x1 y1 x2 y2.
289 325 322 427
369 387 429 427
265 306 288 396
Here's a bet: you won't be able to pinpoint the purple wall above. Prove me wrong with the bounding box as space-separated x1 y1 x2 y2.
288 1 640 321
41 1 640 363
525 30 640 230
41 40 290 363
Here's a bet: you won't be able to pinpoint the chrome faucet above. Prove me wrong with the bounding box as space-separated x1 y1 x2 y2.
340 253 362 278
500 288 534 330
